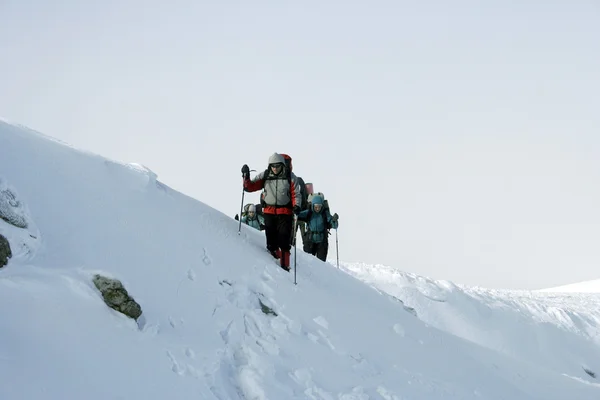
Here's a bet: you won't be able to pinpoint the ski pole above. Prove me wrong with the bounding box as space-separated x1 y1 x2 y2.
335 228 339 268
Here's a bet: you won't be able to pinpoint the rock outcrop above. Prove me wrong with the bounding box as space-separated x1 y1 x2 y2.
92 275 142 320
0 234 11 267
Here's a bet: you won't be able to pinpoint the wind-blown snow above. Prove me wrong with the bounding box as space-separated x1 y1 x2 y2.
1 119 599 399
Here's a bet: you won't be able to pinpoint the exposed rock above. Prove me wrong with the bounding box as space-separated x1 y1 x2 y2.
92 275 142 320
583 367 597 379
0 187 28 229
258 298 277 316
0 180 40 262
0 234 11 267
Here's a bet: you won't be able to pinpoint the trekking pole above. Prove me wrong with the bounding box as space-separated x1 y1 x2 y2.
335 228 339 268
238 169 256 234
293 216 298 285
238 186 245 234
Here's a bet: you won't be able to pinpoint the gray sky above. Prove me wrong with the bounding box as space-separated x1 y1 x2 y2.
1 0 599 289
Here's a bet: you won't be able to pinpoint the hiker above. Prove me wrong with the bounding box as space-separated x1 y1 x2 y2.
298 182 314 249
240 204 265 231
280 154 309 245
297 194 339 262
302 190 330 253
241 153 302 271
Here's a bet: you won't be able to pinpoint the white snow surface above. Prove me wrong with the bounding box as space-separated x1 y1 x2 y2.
1 119 600 399
540 279 600 293
340 262 600 377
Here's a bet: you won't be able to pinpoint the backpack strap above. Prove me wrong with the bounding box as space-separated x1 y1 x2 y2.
263 167 291 183
323 211 331 233
263 166 293 207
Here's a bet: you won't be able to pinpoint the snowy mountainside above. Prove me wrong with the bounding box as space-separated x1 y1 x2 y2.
0 119 599 399
340 261 600 383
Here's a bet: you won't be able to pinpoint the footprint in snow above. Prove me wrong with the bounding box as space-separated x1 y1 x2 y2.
257 281 275 298
290 369 332 399
313 316 329 330
202 248 211 266
168 316 183 328
339 386 370 400
305 329 337 352
220 320 235 344
185 364 200 378
140 321 160 336
256 338 280 356
349 353 381 378
187 269 196 281
290 368 312 386
166 350 185 376
377 385 403 400
185 348 196 359
167 350 200 379
314 329 337 352
261 270 274 282
243 314 262 338
393 323 405 337
242 313 279 355
233 345 266 400
307 332 320 343
286 320 303 336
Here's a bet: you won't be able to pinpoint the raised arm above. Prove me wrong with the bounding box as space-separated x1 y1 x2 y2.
243 170 266 192
297 209 309 222
328 211 339 229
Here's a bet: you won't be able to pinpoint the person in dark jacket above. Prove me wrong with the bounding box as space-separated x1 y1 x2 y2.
299 182 315 249
279 153 310 246
242 153 302 271
297 194 339 262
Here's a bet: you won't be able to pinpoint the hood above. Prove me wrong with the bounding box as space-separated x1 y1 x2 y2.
268 153 285 165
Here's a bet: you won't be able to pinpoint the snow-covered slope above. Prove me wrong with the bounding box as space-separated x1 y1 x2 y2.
340 262 600 386
540 279 600 293
1 120 600 399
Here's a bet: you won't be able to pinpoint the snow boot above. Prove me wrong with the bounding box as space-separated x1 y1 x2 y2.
280 251 290 271
269 248 281 259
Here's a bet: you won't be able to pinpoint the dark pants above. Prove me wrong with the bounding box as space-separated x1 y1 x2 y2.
298 221 306 241
292 220 306 246
291 219 305 247
302 234 313 254
263 213 293 253
308 240 329 262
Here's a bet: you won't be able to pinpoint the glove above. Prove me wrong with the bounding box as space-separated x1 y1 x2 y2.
234 214 239 221
332 213 339 222
293 206 301 215
241 164 250 179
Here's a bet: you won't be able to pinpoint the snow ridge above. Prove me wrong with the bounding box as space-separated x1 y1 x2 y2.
0 119 599 399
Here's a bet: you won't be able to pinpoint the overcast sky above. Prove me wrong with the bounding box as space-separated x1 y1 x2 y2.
1 0 599 289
